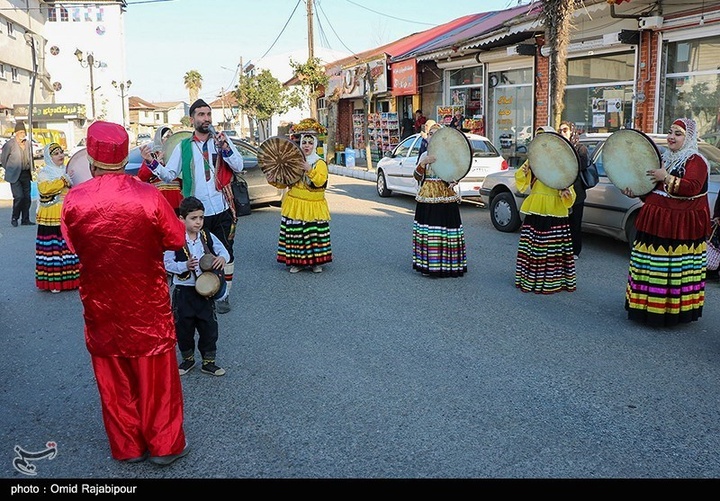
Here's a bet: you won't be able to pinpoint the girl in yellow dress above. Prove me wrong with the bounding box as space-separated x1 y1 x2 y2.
35 143 79 292
514 127 576 294
268 133 332 273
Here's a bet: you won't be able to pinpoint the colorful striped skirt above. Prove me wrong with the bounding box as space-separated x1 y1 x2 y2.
515 214 576 294
412 201 467 278
277 217 332 267
625 230 705 326
35 224 80 291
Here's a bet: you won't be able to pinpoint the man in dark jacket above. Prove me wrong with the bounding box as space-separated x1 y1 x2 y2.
1 121 34 226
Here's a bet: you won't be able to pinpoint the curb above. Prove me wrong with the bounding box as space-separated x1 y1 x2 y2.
328 164 376 182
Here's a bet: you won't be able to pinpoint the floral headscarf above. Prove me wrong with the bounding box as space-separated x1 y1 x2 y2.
663 117 709 177
559 120 580 147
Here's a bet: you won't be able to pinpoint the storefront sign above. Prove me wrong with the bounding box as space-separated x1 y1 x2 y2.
13 103 87 120
340 59 387 99
391 59 417 96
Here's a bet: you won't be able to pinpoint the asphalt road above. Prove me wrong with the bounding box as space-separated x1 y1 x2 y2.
1 174 719 485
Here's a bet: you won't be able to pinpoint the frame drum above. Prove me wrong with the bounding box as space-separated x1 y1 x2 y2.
163 131 192 165
602 129 660 196
258 136 306 185
65 148 93 186
426 127 472 183
527 132 579 189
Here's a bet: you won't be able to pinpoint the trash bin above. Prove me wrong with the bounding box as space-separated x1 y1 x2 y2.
345 148 355 168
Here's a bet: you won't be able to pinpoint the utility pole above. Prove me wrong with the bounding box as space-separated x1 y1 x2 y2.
307 0 314 60
307 0 317 119
239 56 245 139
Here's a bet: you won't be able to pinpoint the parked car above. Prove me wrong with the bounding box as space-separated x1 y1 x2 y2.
479 133 720 245
375 132 508 200
123 137 283 208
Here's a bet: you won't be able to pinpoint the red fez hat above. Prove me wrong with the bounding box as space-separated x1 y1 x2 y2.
86 121 129 170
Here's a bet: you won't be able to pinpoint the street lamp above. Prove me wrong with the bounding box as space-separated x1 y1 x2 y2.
112 80 132 127
75 48 101 119
24 33 37 158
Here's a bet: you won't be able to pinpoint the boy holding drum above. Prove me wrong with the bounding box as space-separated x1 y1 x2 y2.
164 196 230 376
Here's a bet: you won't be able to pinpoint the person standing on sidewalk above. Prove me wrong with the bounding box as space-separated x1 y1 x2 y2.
1 121 34 227
61 121 189 466
152 99 244 314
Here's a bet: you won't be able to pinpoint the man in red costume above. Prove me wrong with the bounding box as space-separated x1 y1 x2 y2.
61 121 190 466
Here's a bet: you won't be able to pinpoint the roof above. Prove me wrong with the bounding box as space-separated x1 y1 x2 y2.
398 3 541 61
153 101 187 109
208 92 239 108
128 96 157 110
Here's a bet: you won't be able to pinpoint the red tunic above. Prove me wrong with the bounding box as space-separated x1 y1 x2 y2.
636 154 711 241
62 173 186 357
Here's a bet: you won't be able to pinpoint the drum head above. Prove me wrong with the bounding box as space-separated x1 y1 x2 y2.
426 127 472 183
195 272 220 298
602 129 660 196
258 136 305 185
163 130 192 165
66 148 93 186
199 253 215 272
527 132 579 189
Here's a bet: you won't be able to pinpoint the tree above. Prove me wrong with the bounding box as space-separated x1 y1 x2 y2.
183 70 203 104
540 0 576 128
289 57 328 120
233 69 303 141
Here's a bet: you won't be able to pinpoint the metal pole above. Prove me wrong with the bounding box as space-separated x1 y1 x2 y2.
121 84 126 127
88 54 96 119
26 35 37 164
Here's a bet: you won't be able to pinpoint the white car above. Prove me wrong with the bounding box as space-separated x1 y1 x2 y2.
375 132 508 199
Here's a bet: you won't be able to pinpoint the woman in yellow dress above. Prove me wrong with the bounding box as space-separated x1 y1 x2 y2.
514 126 576 294
268 132 332 274
35 143 79 292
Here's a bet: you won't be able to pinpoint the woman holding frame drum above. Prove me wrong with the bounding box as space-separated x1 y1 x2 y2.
412 122 468 278
514 126 577 294
621 118 711 326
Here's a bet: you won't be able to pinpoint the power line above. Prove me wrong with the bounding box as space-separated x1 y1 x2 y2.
343 0 436 25
316 0 358 56
257 0 304 61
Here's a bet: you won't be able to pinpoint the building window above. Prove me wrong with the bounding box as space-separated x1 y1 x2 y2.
60 8 69 22
11 67 19 82
47 7 57 22
488 67 533 157
446 65 485 128
563 51 635 133
661 35 720 138
7 20 14 37
0 64 5 79
72 7 81 22
97 8 104 22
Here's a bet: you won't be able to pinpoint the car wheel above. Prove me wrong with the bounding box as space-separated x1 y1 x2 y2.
377 170 391 197
490 192 521 232
625 212 638 248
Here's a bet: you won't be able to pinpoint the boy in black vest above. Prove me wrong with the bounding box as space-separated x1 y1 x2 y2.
164 196 230 376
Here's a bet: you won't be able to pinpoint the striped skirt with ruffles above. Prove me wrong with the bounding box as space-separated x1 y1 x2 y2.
412 201 467 277
515 213 576 294
277 217 332 267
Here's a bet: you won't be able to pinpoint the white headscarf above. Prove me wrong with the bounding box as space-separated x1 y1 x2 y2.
301 133 320 166
37 143 66 184
663 117 709 176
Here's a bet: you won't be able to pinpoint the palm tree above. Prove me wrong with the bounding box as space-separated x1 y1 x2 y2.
540 0 575 127
183 70 203 104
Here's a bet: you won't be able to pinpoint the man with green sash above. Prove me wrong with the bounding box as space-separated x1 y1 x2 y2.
148 99 243 314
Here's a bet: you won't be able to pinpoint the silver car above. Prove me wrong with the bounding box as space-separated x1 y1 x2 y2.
479 133 720 245
376 132 508 200
124 137 283 208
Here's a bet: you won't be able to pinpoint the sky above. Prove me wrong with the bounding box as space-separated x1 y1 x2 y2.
124 0 528 103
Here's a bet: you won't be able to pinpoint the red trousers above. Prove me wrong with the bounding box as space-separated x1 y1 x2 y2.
91 350 186 460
